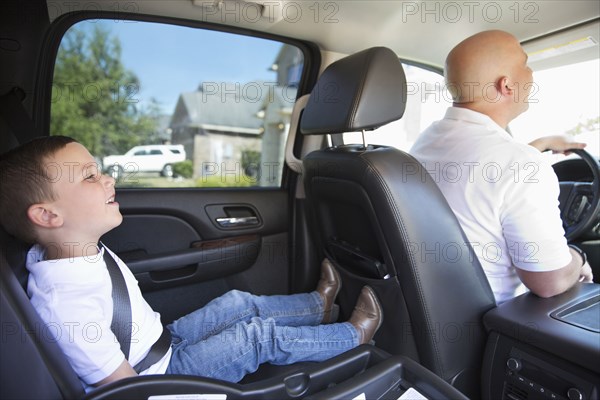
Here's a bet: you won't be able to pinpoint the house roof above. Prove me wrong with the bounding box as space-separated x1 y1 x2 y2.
170 82 296 135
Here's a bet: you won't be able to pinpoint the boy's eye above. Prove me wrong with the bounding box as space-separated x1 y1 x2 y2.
85 174 97 180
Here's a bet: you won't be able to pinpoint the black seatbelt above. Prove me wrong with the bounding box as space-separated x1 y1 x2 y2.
132 328 171 373
102 245 132 359
330 132 344 147
101 245 171 373
0 87 38 145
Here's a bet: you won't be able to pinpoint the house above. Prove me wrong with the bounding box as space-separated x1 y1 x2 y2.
169 44 302 186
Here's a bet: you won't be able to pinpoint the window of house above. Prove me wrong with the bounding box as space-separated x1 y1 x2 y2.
50 20 304 188
342 63 451 150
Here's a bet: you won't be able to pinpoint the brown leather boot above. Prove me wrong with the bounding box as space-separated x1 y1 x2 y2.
316 258 342 323
349 286 383 345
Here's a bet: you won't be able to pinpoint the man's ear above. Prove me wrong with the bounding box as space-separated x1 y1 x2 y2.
27 204 63 229
498 76 514 96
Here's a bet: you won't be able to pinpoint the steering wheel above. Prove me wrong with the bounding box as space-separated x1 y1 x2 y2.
558 149 600 241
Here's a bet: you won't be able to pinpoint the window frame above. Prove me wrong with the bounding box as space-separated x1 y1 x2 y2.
39 10 321 191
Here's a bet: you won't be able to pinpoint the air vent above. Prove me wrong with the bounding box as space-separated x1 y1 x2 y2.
503 382 528 400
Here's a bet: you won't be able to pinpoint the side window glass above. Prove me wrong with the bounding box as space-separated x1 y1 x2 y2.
510 59 599 161
50 20 303 188
343 63 451 150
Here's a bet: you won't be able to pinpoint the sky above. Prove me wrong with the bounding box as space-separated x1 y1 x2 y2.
74 19 283 114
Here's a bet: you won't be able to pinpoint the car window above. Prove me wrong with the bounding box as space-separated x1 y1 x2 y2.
50 20 303 188
510 59 599 161
343 63 451 150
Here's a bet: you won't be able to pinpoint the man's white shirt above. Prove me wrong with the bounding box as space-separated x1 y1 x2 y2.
410 107 571 303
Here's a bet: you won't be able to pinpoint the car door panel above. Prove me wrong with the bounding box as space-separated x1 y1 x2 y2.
103 189 287 238
112 234 260 289
100 188 290 323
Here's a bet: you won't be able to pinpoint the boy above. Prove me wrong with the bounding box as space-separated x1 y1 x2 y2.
0 136 383 390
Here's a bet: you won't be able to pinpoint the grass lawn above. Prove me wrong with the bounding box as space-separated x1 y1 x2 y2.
116 174 259 188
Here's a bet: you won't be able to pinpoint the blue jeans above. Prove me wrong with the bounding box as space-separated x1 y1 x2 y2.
165 290 358 382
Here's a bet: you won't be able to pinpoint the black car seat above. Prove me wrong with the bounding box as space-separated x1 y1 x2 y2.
299 46 496 398
0 227 86 399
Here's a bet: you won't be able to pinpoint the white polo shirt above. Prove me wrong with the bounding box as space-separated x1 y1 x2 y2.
26 244 171 390
410 107 571 303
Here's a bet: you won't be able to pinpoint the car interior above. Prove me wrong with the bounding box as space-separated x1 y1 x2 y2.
1 1 599 399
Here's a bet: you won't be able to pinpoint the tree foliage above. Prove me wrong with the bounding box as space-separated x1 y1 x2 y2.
566 116 600 137
50 25 161 158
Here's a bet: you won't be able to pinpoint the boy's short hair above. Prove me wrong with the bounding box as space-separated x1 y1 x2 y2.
0 136 77 243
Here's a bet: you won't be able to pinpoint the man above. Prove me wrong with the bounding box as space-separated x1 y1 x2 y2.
410 30 593 303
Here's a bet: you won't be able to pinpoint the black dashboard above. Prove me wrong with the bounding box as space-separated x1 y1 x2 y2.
483 283 600 400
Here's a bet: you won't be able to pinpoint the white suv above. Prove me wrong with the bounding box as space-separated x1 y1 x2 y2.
103 144 186 179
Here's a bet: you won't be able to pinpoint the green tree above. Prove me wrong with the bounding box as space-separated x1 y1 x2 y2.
566 116 600 137
50 25 160 158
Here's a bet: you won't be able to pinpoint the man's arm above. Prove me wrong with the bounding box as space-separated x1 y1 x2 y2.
516 247 593 298
93 359 137 387
528 135 586 154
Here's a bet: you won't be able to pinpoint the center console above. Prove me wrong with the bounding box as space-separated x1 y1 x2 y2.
482 283 600 400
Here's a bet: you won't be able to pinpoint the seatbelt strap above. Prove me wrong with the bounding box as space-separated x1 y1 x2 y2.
330 133 344 147
102 245 132 359
0 87 38 145
101 244 172 373
132 327 171 373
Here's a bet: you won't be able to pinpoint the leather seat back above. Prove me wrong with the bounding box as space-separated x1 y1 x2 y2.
0 228 85 399
300 47 496 397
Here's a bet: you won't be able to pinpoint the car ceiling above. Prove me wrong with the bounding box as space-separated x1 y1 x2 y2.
47 0 600 70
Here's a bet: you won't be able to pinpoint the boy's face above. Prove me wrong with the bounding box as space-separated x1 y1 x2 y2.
46 142 122 242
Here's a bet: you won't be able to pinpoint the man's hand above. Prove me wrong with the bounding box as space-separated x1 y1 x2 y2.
529 135 587 154
579 262 594 283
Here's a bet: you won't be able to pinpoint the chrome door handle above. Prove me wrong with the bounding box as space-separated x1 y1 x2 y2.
216 216 259 227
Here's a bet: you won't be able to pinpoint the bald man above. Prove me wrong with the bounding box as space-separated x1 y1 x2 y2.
410 30 593 303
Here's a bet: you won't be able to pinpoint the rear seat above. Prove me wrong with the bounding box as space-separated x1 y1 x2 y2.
0 227 86 398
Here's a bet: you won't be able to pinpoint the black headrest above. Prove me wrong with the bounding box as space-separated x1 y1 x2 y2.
300 47 407 135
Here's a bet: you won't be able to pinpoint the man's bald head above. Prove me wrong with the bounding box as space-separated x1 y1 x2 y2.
444 30 533 127
446 30 526 103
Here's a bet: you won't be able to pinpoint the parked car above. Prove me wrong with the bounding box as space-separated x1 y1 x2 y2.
103 145 186 179
0 1 598 399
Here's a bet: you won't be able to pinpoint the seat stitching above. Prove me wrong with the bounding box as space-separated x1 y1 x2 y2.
360 153 447 378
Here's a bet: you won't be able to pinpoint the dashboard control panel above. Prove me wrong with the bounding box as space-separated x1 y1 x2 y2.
483 332 598 400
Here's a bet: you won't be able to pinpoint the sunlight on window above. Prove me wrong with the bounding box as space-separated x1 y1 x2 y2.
511 59 600 158
344 64 450 151
344 59 599 160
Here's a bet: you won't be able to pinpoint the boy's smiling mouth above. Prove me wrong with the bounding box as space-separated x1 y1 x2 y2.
106 195 116 204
